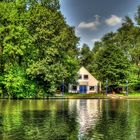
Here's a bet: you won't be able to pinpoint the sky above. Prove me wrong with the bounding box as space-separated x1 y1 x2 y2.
60 0 140 48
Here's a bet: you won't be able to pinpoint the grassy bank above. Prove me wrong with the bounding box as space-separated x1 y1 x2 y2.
1 93 140 99
51 93 140 99
121 93 140 97
62 93 106 99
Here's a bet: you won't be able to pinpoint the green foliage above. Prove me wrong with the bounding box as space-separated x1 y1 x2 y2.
93 44 130 84
1 0 140 97
26 4 79 94
0 74 3 95
80 7 140 92
0 0 79 98
79 43 93 69
2 63 36 98
135 5 140 25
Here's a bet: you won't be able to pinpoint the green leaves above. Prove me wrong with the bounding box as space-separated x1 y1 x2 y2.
135 5 140 25
0 0 79 98
2 63 36 98
91 42 130 86
79 43 93 68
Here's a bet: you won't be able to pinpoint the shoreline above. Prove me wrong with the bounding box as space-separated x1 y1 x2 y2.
1 95 140 100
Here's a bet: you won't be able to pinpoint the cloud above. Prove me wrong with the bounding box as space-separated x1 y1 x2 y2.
78 22 98 30
92 38 101 43
78 15 100 30
105 15 122 26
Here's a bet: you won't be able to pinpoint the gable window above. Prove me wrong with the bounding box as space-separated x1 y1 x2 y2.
78 74 82 79
90 86 95 90
84 75 88 79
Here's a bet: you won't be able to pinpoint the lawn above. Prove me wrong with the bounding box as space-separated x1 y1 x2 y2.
57 92 140 98
127 93 140 97
64 93 105 97
51 92 140 99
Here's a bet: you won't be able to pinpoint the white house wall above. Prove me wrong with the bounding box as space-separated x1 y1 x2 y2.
69 67 99 94
78 67 98 86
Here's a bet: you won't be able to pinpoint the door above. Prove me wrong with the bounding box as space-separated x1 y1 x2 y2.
79 85 87 94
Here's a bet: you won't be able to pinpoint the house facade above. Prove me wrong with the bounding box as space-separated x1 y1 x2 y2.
69 67 99 94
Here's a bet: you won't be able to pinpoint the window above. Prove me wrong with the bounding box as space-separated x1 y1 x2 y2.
90 86 95 90
72 86 77 91
78 74 82 79
84 75 88 79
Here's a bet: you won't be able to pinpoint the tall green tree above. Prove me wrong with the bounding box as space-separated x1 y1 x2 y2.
0 0 79 98
79 43 92 68
135 5 140 25
93 44 130 85
26 4 79 94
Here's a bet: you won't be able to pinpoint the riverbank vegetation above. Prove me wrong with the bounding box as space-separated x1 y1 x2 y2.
55 93 140 99
0 0 140 98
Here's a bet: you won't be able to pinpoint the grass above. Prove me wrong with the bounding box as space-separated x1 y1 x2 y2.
115 92 140 97
53 92 140 99
64 93 105 97
127 93 140 96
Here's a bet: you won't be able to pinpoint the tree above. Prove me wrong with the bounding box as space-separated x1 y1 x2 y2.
135 5 140 25
0 0 79 98
79 43 92 68
0 1 33 97
90 9 140 92
26 4 79 94
93 44 130 86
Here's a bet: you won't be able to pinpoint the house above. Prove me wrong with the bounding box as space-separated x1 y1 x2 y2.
69 67 99 94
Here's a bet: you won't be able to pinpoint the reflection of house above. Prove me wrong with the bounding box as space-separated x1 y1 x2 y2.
69 67 99 94
68 99 102 139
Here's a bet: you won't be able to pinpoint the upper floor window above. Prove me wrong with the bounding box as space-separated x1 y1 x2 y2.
84 75 88 79
78 74 82 79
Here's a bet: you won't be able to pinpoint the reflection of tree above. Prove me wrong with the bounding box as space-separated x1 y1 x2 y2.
0 100 23 140
20 100 79 140
84 99 140 140
43 100 78 139
125 100 140 139
0 99 140 140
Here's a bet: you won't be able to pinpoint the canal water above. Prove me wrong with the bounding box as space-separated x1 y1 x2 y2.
0 99 140 140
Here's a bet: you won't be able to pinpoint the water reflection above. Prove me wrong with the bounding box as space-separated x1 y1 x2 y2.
91 99 140 140
69 99 102 139
0 99 139 140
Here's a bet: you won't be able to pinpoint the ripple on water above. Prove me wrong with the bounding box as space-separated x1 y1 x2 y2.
0 99 139 140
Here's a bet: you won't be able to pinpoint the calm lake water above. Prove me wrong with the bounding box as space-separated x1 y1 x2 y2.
0 99 140 140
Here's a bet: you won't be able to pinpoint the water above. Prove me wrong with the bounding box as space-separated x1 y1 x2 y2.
0 99 140 140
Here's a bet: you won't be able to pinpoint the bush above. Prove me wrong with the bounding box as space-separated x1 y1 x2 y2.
2 64 37 98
